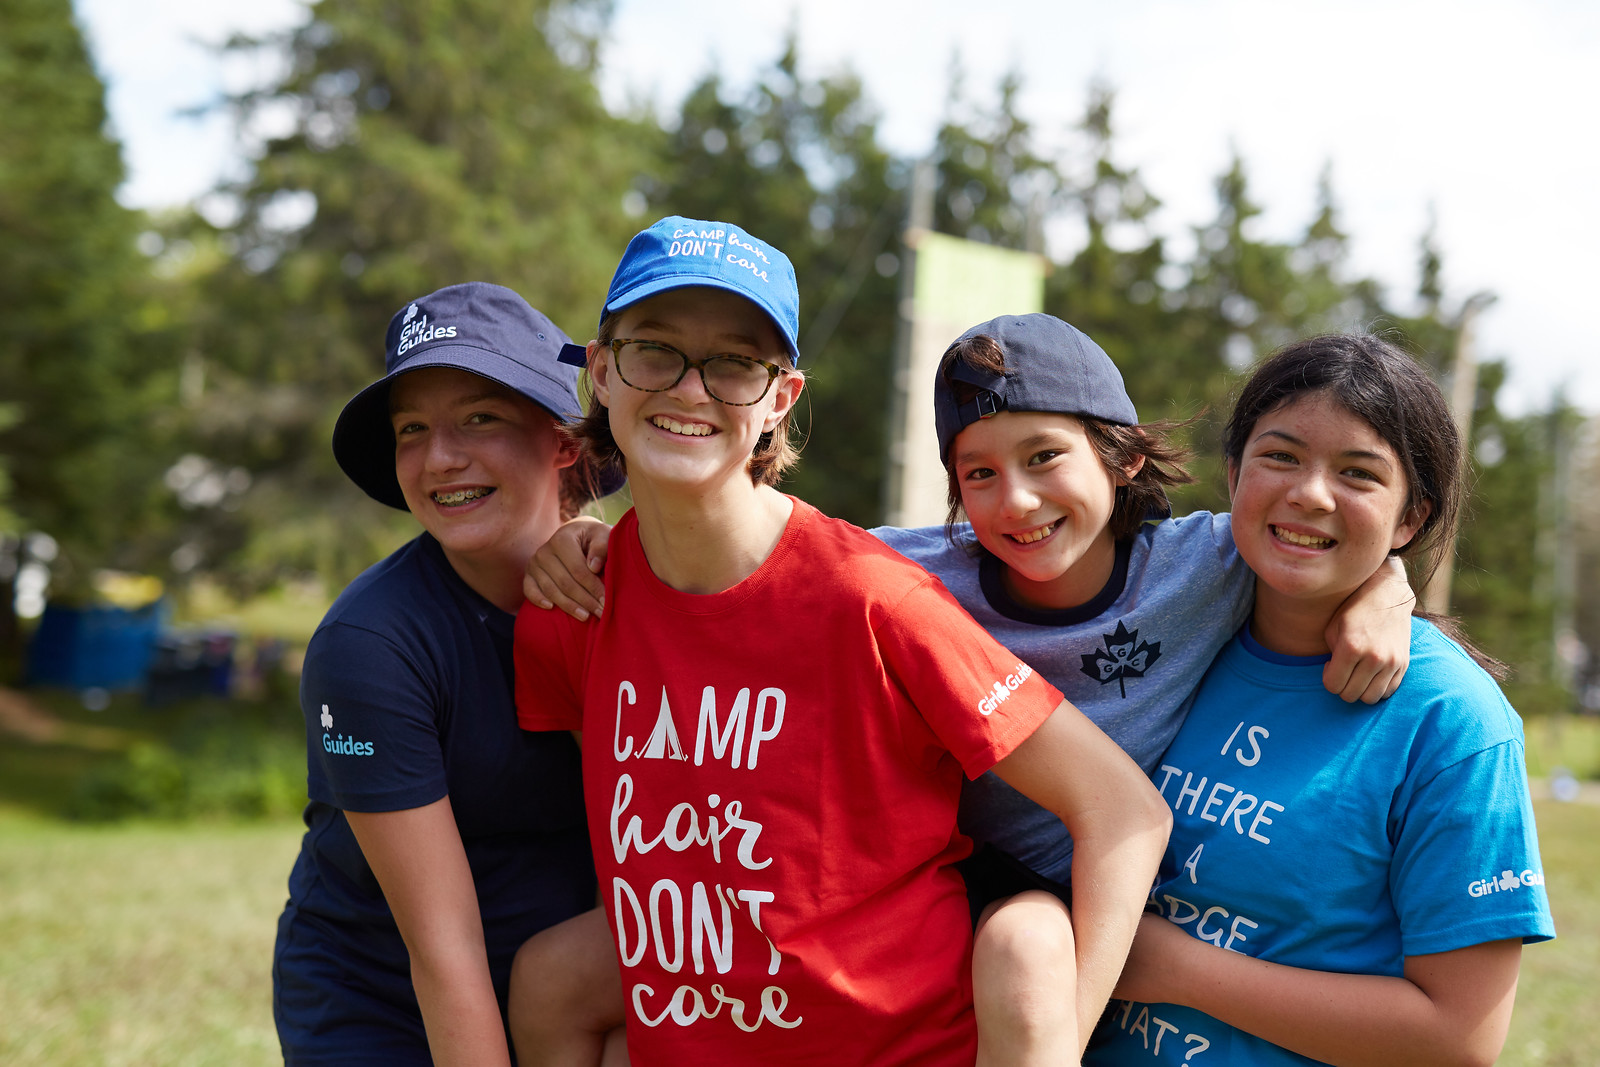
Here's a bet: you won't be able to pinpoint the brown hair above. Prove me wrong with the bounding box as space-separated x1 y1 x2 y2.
556 444 607 520
1225 333 1505 677
570 310 803 487
939 333 1196 540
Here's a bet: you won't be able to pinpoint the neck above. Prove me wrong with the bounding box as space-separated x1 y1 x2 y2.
630 478 793 594
1248 586 1340 657
1001 528 1119 611
438 518 561 615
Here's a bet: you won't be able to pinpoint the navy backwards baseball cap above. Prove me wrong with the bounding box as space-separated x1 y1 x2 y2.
334 281 616 510
933 313 1141 464
560 216 800 367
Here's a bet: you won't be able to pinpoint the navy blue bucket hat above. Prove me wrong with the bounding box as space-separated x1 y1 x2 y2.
334 282 619 510
933 313 1140 463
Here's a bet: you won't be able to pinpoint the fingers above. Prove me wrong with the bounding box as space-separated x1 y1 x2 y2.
525 521 610 620
528 569 603 621
1322 654 1360 703
1323 653 1404 704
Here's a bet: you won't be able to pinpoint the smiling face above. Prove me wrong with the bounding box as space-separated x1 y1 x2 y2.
588 287 802 499
1229 389 1429 652
951 410 1139 610
390 366 576 583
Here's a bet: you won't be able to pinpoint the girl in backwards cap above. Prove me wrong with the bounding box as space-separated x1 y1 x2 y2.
272 283 612 1066
509 219 1170 1066
529 312 1421 1063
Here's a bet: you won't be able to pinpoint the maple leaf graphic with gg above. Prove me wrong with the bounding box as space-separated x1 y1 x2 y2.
1080 621 1162 698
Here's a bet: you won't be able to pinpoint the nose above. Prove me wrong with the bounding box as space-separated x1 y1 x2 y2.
999 473 1041 519
664 361 713 404
1285 465 1336 511
421 424 470 474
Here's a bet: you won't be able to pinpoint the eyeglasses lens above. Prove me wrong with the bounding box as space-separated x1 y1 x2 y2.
616 342 774 405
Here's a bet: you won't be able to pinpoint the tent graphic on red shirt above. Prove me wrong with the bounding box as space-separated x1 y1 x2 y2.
638 690 689 760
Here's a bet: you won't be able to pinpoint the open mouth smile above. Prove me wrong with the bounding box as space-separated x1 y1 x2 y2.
652 415 715 437
1009 519 1062 545
433 487 494 507
1272 524 1335 548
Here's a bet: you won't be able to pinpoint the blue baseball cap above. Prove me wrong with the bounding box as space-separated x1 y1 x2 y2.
933 313 1141 464
563 216 800 366
333 281 620 510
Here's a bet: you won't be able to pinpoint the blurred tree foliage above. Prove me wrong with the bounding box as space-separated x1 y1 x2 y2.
174 0 647 589
1 2 1587 705
637 36 903 523
0 0 185 646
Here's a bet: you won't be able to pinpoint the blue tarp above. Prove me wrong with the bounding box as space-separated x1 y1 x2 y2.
25 600 169 691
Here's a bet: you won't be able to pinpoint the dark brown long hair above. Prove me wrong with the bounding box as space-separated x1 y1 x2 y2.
1225 333 1505 677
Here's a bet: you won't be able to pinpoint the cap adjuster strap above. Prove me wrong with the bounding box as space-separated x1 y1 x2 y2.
948 362 1010 426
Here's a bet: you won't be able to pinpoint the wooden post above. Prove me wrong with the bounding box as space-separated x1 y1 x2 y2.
1421 293 1493 616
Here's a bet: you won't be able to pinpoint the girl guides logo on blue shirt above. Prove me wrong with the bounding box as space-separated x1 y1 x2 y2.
320 704 375 756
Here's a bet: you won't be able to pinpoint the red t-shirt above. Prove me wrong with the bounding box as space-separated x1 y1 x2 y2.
515 499 1061 1066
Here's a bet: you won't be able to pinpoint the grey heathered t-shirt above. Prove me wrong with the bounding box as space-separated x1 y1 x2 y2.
871 511 1252 883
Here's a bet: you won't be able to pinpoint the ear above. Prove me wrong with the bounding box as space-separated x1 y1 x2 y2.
761 369 805 433
1226 459 1239 504
587 340 613 406
1120 453 1147 485
552 430 580 472
1391 499 1433 553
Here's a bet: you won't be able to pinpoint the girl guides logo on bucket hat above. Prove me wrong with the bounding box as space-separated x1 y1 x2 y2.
333 281 614 510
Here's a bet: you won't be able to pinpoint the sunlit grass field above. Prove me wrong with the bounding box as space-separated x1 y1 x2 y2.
1 696 1596 1064
0 799 1594 1065
0 810 300 1066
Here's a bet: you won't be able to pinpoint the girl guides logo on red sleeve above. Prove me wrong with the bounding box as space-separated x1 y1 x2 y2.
976 662 1036 716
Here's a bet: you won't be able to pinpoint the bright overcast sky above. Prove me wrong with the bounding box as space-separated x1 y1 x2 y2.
75 0 1600 415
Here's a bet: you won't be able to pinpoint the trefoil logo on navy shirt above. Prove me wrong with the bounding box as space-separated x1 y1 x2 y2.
320 704 375 757
1467 867 1544 899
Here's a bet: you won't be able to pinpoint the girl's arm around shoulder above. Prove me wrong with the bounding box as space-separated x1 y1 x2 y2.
346 797 512 1067
1323 556 1416 703
524 515 612 621
1116 912 1521 1067
992 700 1172 1046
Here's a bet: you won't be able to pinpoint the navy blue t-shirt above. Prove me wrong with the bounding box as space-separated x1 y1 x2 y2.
274 534 594 1064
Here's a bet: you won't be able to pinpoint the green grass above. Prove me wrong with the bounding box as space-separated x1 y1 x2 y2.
1523 712 1600 781
0 802 1595 1064
1 688 1595 1062
1500 800 1600 1067
0 808 303 1066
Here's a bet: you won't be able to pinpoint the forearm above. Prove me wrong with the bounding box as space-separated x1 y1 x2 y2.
1157 934 1514 1067
347 799 515 1067
411 942 514 1067
1067 820 1169 1043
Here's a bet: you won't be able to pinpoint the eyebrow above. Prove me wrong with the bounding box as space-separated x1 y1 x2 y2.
1252 428 1394 467
629 319 768 351
953 430 1073 467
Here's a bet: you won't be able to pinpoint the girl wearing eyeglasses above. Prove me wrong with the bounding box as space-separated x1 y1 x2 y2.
506 216 1170 1066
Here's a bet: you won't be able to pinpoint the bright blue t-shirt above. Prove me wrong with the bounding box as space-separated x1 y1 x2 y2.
874 512 1253 881
273 533 595 1064
1086 618 1555 1065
